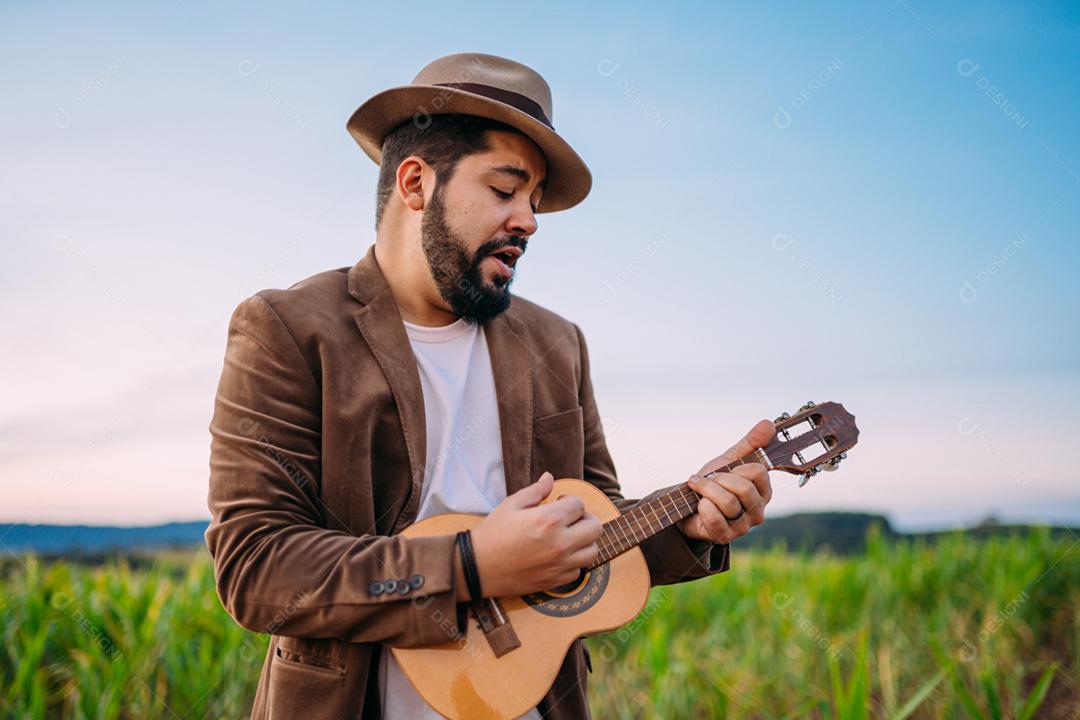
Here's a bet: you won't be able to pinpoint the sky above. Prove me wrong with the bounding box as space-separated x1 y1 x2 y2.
1 1 1078 531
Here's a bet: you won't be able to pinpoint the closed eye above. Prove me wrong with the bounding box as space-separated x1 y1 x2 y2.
491 186 538 213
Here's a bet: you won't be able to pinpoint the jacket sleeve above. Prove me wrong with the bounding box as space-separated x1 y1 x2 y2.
572 323 730 586
205 294 464 648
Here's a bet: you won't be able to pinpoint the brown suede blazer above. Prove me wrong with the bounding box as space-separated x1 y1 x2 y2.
205 244 731 719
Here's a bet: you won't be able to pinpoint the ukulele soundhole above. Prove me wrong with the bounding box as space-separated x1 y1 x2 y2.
522 563 611 617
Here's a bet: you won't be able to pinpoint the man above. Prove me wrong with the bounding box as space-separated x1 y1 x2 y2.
205 52 774 720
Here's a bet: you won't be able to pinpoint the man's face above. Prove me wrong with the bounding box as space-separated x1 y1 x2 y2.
420 129 547 324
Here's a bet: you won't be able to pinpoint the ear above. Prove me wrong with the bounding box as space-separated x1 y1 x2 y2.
396 155 432 213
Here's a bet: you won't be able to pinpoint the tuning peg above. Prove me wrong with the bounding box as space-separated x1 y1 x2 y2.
774 411 791 423
798 466 820 487
821 452 847 472
798 401 817 412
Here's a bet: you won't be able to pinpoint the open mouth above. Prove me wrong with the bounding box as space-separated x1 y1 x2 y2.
484 246 523 279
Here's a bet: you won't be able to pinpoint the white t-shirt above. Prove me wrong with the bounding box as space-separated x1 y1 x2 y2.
379 316 542 720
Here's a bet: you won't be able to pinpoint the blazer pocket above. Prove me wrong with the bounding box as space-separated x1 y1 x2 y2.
266 639 351 720
532 406 585 481
273 636 346 676
273 646 346 677
267 647 352 720
533 406 583 437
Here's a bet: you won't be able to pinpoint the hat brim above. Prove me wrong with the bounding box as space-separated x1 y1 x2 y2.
346 85 591 213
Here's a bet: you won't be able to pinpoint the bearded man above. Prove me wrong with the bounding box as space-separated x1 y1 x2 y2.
205 52 773 720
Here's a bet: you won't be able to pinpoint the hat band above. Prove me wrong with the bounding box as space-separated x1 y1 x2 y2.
432 82 554 130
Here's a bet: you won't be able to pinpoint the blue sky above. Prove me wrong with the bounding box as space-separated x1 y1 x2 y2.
2 1 1077 530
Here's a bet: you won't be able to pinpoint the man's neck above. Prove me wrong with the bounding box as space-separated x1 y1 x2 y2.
373 241 459 327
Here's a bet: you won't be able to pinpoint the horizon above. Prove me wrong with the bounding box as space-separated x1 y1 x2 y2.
1 508 1074 537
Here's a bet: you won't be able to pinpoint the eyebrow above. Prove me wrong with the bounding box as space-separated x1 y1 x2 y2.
488 165 547 192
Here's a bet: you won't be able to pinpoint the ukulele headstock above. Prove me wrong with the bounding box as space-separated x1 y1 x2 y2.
765 401 859 486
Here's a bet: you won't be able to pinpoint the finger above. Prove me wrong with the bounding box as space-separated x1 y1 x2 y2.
548 494 588 525
508 471 554 508
732 462 773 505
563 512 602 547
698 419 776 476
565 542 600 569
712 474 765 524
700 493 755 541
687 474 744 520
694 496 734 543
677 513 706 542
554 568 582 587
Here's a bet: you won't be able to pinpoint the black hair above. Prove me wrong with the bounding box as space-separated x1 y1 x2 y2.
374 113 521 231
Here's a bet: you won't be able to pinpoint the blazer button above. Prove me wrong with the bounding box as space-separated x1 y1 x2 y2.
409 574 424 589
384 579 398 593
397 580 410 595
369 581 384 596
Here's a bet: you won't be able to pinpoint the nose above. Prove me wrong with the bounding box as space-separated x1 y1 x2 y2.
507 198 538 237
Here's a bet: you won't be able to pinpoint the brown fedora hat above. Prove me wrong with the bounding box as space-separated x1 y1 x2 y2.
346 52 591 213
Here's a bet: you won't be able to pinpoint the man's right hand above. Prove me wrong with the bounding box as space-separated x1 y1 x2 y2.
464 472 602 599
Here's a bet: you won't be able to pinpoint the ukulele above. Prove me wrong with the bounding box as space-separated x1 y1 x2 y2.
392 401 859 720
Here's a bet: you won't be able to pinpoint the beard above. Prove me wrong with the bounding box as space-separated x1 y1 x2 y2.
420 186 525 325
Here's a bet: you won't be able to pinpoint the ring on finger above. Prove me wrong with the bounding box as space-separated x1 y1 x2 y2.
722 502 746 522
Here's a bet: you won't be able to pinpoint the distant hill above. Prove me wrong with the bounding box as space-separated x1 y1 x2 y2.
739 511 900 554
2 514 1075 558
739 512 1078 554
0 521 208 555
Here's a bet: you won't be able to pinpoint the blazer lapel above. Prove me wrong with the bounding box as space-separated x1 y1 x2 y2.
347 245 428 533
484 309 534 497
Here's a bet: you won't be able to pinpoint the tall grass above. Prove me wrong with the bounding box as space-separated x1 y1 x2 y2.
0 552 268 718
1 528 1076 718
587 527 1079 718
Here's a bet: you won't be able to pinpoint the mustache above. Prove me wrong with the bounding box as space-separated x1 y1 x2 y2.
474 236 527 261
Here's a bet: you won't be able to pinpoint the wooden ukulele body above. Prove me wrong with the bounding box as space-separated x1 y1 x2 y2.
392 479 651 720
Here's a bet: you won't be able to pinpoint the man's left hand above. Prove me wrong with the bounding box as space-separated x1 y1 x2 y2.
677 419 775 544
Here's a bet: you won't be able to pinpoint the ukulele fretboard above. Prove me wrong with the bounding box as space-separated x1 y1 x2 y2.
588 448 772 569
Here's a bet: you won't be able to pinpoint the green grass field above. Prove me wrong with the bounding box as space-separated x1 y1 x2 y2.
1 527 1077 718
